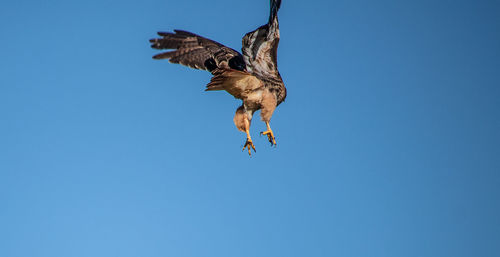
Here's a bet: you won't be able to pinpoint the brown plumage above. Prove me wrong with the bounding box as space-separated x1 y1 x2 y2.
149 0 286 155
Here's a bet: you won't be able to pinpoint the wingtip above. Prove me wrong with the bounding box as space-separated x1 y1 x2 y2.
157 31 174 37
269 0 282 23
274 0 282 9
173 29 191 34
152 52 173 59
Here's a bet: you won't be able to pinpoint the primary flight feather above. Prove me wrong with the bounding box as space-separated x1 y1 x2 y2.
149 0 286 155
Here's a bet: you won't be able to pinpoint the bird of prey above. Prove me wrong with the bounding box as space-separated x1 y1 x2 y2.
149 0 286 155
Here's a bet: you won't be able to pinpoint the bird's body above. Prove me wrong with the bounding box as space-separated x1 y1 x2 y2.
150 0 285 155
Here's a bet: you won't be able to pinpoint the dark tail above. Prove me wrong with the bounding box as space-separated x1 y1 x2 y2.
269 0 282 24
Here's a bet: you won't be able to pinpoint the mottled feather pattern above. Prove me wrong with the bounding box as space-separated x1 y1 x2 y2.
149 0 286 154
206 70 263 100
149 30 244 72
242 1 281 79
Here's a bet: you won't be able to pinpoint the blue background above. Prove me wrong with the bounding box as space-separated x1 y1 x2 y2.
1 0 499 256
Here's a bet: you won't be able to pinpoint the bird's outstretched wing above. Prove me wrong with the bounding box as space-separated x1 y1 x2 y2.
150 30 246 73
242 0 282 78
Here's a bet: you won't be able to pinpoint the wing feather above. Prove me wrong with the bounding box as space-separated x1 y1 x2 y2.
242 0 282 78
206 69 263 100
150 30 246 73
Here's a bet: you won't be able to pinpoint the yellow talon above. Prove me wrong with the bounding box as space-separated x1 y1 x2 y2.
261 129 276 146
243 139 256 156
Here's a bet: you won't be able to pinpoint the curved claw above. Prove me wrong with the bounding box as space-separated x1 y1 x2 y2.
261 130 277 146
243 139 256 156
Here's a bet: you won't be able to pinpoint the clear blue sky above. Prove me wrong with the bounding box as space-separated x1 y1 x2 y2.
1 0 499 256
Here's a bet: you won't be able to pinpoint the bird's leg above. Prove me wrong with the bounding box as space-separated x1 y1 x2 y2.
243 128 256 156
234 105 256 156
242 119 256 155
259 90 277 147
260 121 277 146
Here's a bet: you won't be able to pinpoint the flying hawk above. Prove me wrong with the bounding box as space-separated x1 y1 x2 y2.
149 0 286 155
